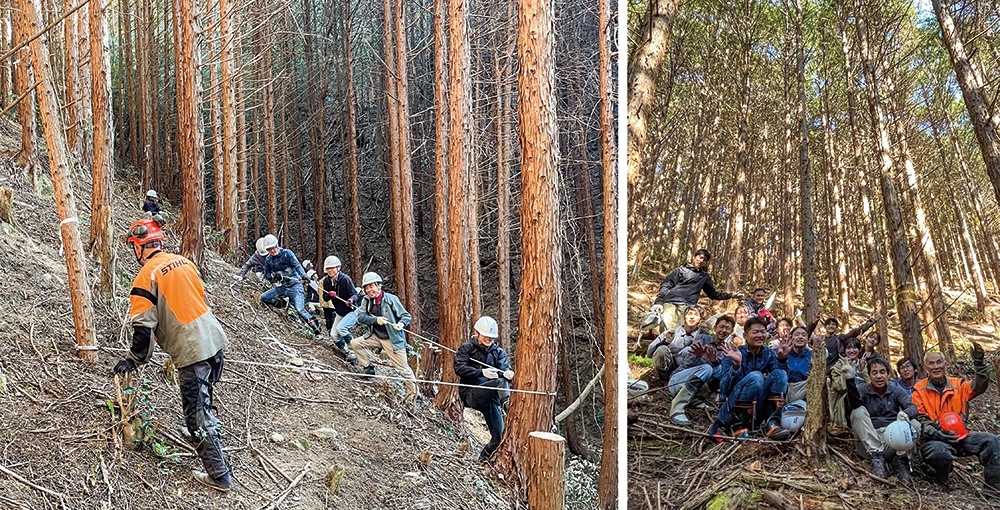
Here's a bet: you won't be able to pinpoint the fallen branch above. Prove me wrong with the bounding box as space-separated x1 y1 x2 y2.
0 463 66 503
828 446 891 485
760 489 797 510
554 364 605 422
262 463 310 510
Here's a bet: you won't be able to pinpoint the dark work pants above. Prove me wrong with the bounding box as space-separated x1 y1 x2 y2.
920 431 1000 489
178 350 228 478
462 378 508 460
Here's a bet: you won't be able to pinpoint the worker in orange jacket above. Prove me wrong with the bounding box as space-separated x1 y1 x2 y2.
912 343 999 495
114 217 232 492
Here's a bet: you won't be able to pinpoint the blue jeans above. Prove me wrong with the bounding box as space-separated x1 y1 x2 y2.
330 310 359 348
261 283 312 323
717 370 788 427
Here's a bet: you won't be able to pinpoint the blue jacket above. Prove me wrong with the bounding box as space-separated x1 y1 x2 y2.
264 248 306 287
357 291 412 351
781 347 812 384
720 345 781 396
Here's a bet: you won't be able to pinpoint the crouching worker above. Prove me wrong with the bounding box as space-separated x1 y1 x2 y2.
845 356 921 480
115 217 231 491
913 345 1000 496
454 316 514 462
259 234 325 341
353 272 417 402
233 237 267 281
708 317 788 440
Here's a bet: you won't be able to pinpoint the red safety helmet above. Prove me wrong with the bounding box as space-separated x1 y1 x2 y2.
759 309 774 324
126 217 164 261
939 412 969 440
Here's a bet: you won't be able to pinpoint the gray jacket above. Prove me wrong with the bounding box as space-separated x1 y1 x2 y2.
357 290 412 351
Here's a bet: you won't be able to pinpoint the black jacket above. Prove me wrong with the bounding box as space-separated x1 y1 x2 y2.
454 337 510 404
319 272 360 316
142 197 161 214
824 316 879 370
846 378 917 429
653 263 732 306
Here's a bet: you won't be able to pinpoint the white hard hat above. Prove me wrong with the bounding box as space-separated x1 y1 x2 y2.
362 272 382 286
627 379 649 396
262 234 279 250
883 418 916 453
305 269 317 280
780 400 807 433
255 237 267 256
474 316 499 338
146 189 158 198
324 256 342 269
302 259 313 271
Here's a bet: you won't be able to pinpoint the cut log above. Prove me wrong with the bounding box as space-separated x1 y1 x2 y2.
526 431 565 510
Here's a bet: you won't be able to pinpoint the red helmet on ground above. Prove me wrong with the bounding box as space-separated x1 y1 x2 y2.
759 309 774 323
126 217 164 260
939 412 969 440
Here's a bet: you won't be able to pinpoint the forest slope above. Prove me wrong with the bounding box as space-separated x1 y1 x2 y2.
0 119 596 509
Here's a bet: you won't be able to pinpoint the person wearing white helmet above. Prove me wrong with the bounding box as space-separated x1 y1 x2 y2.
844 356 921 481
454 315 514 462
142 189 162 215
259 235 325 340
317 256 360 360
233 237 269 281
300 260 322 312
353 272 416 401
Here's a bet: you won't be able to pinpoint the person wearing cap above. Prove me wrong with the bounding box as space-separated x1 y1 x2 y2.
259 234 325 340
353 272 416 401
114 217 231 491
142 189 161 215
233 237 268 281
647 249 744 333
317 256 360 359
454 316 513 462
912 345 999 493
845 356 921 480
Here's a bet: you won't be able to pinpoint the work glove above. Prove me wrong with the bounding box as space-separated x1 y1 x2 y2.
232 274 243 281
327 291 336 297
649 304 663 315
392 322 405 331
376 317 390 326
482 368 500 379
925 424 958 444
114 359 137 375
972 341 985 364
503 370 514 380
732 292 746 300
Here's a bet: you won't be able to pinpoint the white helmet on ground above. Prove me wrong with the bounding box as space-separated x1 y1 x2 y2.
324 256 342 269
883 417 916 453
146 189 158 198
780 400 807 433
474 316 499 338
255 237 267 256
262 234 279 250
362 272 382 286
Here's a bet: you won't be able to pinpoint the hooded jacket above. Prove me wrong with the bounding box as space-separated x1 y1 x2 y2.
653 263 732 306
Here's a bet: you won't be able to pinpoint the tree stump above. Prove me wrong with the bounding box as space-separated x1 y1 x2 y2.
803 334 828 460
526 431 565 510
0 187 13 224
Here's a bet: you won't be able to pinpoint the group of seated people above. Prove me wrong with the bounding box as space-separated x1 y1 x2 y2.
640 249 1000 496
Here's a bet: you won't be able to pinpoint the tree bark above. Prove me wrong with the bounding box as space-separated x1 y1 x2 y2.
344 0 362 280
526 432 566 510
176 0 205 267
495 10 513 349
433 0 471 421
495 0 561 489
63 0 81 163
394 0 420 332
219 0 238 257
931 0 1000 208
793 0 818 323
803 334 827 459
855 2 924 364
88 0 115 296
12 3 36 188
19 0 97 362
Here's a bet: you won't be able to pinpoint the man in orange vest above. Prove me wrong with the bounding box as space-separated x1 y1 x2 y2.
114 217 232 491
912 343 999 495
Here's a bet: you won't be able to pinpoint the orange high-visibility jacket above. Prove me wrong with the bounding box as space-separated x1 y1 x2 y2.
128 252 228 368
911 366 989 423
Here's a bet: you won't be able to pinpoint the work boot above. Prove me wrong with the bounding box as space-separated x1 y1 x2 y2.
733 401 755 436
193 470 232 492
669 385 696 426
889 453 912 483
307 318 324 339
870 450 888 478
762 414 790 441
361 365 376 376
985 465 1000 498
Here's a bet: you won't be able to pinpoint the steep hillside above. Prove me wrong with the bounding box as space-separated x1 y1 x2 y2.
0 121 604 509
